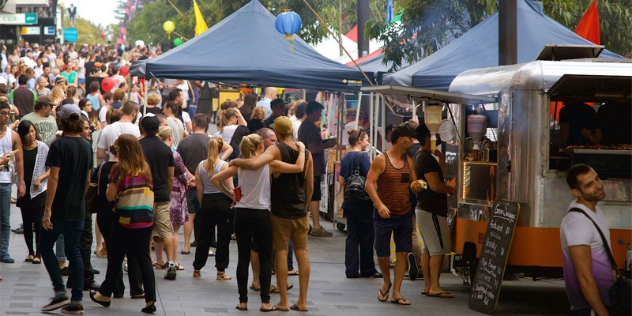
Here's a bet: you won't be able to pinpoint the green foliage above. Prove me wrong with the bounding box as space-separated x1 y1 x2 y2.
369 0 631 72
125 0 383 47
62 15 105 45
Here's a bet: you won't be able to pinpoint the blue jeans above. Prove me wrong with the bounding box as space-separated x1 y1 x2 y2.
56 235 65 261
0 183 12 258
40 220 84 301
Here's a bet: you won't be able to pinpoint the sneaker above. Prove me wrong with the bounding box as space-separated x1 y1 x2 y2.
165 265 177 280
309 227 332 237
11 223 24 234
61 304 84 315
407 253 418 281
41 295 70 312
0 256 15 263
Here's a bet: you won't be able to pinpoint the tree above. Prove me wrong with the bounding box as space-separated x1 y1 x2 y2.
369 0 631 71
125 0 383 47
62 15 104 45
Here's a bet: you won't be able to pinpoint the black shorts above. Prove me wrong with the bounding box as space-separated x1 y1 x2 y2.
311 175 322 202
374 213 413 257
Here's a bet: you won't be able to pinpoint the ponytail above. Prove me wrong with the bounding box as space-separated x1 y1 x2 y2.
204 137 224 178
240 134 263 159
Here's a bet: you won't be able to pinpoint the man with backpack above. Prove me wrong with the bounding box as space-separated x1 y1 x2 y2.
339 128 380 279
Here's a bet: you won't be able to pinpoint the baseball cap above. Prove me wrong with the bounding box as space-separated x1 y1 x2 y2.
60 103 81 119
141 115 160 133
391 123 417 143
273 116 293 135
36 95 55 107
270 98 286 108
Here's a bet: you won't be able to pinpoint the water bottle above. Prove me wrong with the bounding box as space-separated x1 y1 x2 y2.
626 243 632 271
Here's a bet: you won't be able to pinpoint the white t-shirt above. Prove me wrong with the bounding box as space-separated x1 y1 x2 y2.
97 121 141 160
292 120 302 140
221 125 238 144
99 106 109 124
77 58 86 79
177 80 189 101
69 51 78 60
560 201 615 309
341 121 357 146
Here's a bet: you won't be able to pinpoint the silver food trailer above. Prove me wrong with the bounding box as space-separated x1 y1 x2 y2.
447 59 632 277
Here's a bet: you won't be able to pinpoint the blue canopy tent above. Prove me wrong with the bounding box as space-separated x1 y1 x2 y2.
383 0 622 90
130 0 372 91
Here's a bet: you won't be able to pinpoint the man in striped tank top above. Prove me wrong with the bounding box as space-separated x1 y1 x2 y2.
366 124 423 306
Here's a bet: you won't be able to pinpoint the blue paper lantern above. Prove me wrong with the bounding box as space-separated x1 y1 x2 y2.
275 11 302 53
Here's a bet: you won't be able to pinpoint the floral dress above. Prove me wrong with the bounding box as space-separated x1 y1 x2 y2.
170 150 189 226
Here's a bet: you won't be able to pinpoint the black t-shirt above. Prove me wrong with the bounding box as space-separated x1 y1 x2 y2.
140 106 162 116
559 103 597 146
298 121 325 176
177 133 209 175
84 61 95 77
228 126 250 160
46 136 94 221
11 87 35 119
94 161 116 214
263 115 275 128
139 136 175 202
414 150 447 217
596 102 632 146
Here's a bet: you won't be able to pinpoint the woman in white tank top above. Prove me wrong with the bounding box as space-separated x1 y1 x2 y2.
211 134 305 312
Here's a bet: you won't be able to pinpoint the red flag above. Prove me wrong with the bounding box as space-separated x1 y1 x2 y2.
575 0 600 45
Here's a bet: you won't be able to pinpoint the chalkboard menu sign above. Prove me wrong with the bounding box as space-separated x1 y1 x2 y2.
468 200 520 314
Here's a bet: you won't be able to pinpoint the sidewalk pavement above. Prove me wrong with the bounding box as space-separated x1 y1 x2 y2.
0 202 571 316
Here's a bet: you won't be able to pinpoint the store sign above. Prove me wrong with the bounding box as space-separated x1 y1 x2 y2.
0 13 37 24
43 26 55 35
21 26 39 35
64 28 78 42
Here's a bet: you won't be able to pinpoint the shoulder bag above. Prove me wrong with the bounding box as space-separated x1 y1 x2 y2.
85 163 104 214
569 208 631 316
345 152 370 201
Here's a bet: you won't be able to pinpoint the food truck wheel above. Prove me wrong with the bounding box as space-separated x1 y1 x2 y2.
336 222 346 231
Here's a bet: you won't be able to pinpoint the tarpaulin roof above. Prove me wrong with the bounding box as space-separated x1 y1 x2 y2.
131 0 371 91
383 0 623 90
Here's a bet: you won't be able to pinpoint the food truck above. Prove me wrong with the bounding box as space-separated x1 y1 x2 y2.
363 57 632 279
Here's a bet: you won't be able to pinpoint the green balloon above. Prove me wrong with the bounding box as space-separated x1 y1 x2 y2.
174 38 183 46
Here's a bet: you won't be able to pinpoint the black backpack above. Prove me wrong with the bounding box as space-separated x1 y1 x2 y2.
345 152 370 201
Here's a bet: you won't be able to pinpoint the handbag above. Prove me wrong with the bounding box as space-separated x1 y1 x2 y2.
569 208 632 315
85 163 104 215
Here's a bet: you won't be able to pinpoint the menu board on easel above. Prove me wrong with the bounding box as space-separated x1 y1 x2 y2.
468 200 520 315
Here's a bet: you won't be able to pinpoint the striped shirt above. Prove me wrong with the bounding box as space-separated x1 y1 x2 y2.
110 164 154 229
376 152 412 216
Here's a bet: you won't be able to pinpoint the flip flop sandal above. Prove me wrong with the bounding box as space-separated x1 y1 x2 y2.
377 282 392 302
216 273 232 280
153 262 167 269
32 258 41 264
288 270 299 275
260 306 277 312
427 292 455 298
24 257 33 262
274 305 289 312
271 284 293 293
289 304 308 312
391 297 411 305
175 264 185 271
235 305 247 311
250 285 261 291
181 250 190 255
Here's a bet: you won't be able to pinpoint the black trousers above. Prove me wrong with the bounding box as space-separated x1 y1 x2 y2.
19 204 43 258
235 208 273 304
97 211 143 296
344 200 378 278
193 193 233 271
99 222 156 303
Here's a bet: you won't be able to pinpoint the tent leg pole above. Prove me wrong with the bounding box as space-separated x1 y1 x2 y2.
143 79 148 116
381 94 385 152
369 92 374 159
373 93 379 158
354 92 362 129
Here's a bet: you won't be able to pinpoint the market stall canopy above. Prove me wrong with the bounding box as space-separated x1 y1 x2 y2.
383 0 623 90
131 0 372 91
361 85 496 105
346 48 411 84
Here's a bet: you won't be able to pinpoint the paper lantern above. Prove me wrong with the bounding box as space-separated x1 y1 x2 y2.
173 38 183 47
101 77 115 92
100 33 106 39
275 11 302 53
163 20 175 39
